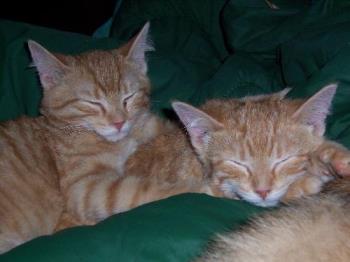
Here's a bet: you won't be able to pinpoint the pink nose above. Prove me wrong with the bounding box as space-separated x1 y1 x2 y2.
255 189 270 200
114 121 125 131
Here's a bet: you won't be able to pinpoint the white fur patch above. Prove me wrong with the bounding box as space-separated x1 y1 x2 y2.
95 121 131 142
219 172 307 207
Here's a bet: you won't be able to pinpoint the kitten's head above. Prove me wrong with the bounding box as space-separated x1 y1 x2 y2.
28 22 153 142
173 84 337 207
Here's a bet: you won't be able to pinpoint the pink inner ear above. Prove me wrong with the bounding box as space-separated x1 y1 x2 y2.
293 84 337 136
28 40 68 89
126 22 154 74
190 126 207 145
41 74 56 88
172 101 224 150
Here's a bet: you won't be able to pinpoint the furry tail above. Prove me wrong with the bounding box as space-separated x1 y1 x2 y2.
196 178 350 262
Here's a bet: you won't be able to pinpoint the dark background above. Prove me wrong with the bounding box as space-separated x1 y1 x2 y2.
0 0 117 35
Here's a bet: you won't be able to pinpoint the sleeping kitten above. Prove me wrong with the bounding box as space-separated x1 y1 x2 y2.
0 22 165 253
60 83 350 229
2 23 348 252
195 178 350 262
172 84 350 207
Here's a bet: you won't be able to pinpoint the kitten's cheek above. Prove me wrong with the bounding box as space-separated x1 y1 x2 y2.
276 163 307 178
103 132 128 142
284 175 327 201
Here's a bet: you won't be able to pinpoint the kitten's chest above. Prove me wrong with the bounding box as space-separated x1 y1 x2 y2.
52 131 138 176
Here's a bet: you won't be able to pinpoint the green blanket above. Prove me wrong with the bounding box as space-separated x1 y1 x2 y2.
2 194 262 261
1 0 350 261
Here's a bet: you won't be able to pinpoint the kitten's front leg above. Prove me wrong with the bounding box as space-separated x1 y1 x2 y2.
314 141 350 177
285 141 350 202
54 212 90 232
283 174 328 201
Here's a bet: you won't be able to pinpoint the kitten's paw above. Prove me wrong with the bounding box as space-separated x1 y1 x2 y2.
330 152 350 176
319 144 350 176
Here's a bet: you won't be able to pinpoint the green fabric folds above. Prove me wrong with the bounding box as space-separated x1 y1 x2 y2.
2 194 263 262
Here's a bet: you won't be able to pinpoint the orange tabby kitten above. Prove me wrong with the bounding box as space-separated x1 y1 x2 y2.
1 24 349 253
196 178 350 262
173 84 350 207
59 83 350 229
0 23 166 253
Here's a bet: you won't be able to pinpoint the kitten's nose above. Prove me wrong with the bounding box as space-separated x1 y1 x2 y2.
114 121 125 131
255 189 270 200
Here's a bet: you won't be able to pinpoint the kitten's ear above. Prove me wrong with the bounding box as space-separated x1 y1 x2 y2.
28 40 69 89
120 22 154 74
172 101 224 150
292 83 337 136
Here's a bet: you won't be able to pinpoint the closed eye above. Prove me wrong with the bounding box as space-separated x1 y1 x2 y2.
122 92 137 108
273 155 308 168
81 100 106 112
225 160 250 172
272 155 308 175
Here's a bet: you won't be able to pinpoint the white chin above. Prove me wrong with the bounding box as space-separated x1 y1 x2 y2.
237 192 282 207
103 132 128 142
96 130 128 142
251 200 279 207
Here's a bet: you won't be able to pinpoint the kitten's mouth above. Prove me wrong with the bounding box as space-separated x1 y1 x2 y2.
220 180 283 207
250 199 279 207
234 194 278 207
103 131 128 142
235 191 282 207
95 127 129 142
80 122 129 141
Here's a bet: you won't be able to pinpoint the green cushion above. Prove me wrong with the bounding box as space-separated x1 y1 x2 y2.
2 194 263 262
110 0 228 113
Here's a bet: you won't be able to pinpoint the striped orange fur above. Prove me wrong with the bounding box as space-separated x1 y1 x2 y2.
0 22 168 253
196 178 350 262
60 84 350 230
0 117 63 253
171 85 350 207
1 24 350 253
